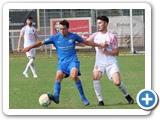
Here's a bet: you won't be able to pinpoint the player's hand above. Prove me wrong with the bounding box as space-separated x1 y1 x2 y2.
101 41 108 48
17 48 21 52
22 47 30 53
98 47 107 54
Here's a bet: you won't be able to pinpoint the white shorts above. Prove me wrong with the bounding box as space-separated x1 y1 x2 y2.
93 62 120 80
26 48 35 58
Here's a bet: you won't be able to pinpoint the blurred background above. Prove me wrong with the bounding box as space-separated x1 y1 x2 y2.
9 9 145 55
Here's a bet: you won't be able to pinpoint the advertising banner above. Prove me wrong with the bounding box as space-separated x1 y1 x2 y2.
108 16 144 47
50 17 92 49
9 9 40 32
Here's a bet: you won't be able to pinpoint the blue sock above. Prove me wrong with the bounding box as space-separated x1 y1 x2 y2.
54 82 61 98
75 80 86 100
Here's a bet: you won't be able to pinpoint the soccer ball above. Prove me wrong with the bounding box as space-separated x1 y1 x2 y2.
39 94 51 107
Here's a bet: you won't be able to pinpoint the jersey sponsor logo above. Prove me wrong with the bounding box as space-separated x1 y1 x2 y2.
58 45 73 50
68 39 73 43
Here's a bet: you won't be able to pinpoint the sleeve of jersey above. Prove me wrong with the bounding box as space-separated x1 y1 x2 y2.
75 34 83 43
86 32 97 41
20 28 24 36
110 34 118 49
43 36 55 45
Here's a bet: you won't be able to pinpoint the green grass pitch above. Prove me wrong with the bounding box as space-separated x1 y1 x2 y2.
9 53 145 109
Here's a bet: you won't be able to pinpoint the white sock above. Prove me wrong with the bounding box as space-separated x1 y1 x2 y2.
93 80 103 101
118 82 128 96
24 60 31 73
30 66 36 75
29 59 36 75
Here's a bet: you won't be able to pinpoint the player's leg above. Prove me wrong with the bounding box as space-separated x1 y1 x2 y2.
28 49 38 78
23 49 37 78
112 72 128 95
23 51 32 77
109 63 134 104
70 62 89 106
29 57 38 78
48 70 66 104
93 71 104 106
23 58 29 78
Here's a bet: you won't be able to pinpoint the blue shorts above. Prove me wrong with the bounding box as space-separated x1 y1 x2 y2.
57 61 81 78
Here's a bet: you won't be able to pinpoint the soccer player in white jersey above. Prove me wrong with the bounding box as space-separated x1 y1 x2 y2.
87 16 134 106
17 17 43 78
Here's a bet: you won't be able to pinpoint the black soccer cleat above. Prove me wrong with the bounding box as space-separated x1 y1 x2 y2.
47 92 59 104
98 101 104 106
125 94 134 104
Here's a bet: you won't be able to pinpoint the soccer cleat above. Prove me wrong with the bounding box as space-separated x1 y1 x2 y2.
125 94 134 104
47 92 59 104
82 99 90 106
98 101 104 106
33 74 38 78
23 72 29 78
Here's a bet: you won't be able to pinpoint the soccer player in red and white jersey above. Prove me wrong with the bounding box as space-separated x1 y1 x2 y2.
17 17 43 78
87 16 134 106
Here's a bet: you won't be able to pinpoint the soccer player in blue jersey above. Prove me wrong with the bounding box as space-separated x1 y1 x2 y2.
23 20 108 106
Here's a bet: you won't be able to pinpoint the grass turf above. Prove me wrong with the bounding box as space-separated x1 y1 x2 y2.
9 53 145 109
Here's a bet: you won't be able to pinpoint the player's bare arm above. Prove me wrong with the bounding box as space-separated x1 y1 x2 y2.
82 39 108 48
35 35 44 51
17 35 23 52
22 41 44 52
75 42 86 47
101 48 119 56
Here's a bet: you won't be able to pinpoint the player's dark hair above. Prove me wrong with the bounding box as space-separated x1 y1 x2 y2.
97 16 109 23
27 17 33 20
60 20 69 28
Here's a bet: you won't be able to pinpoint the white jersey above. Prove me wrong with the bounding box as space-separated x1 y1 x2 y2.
87 31 118 65
20 25 37 47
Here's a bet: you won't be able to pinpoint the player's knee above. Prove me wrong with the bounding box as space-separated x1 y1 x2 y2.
93 71 102 80
71 76 77 81
55 76 62 82
55 75 62 81
93 76 99 80
28 58 34 66
93 74 101 80
71 75 78 82
30 61 34 66
114 80 121 86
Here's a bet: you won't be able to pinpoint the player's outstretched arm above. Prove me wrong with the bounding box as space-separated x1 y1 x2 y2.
82 39 108 48
22 41 44 52
75 42 86 47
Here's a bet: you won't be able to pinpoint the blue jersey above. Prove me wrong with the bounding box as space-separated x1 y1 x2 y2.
44 32 83 64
